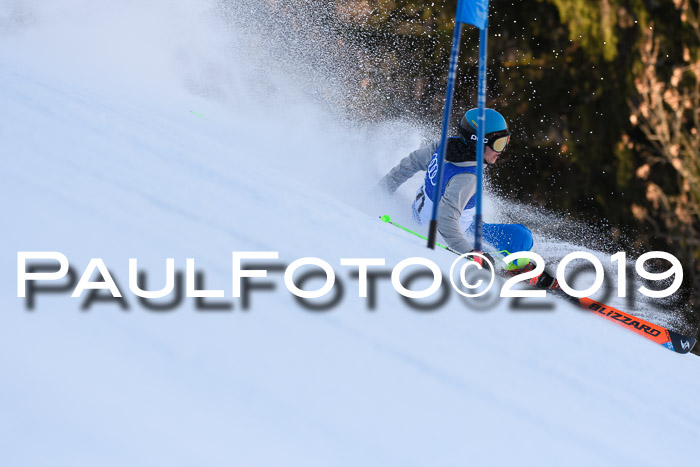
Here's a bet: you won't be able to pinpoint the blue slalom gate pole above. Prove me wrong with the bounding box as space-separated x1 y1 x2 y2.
427 0 489 251
473 26 488 252
427 21 463 249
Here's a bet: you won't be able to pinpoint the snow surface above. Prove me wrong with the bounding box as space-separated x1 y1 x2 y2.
1 1 699 466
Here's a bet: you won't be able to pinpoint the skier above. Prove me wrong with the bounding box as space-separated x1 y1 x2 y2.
378 108 532 270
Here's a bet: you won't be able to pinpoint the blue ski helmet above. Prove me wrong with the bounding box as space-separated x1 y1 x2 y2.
460 108 508 136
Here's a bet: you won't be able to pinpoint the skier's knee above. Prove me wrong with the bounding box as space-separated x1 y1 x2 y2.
503 224 534 271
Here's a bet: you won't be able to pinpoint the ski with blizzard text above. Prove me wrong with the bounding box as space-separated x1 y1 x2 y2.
380 214 698 355
576 297 696 353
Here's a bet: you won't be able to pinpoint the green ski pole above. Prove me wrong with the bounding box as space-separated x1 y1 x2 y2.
379 214 508 259
380 215 461 255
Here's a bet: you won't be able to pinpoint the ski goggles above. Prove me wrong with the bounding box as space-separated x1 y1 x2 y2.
466 128 511 153
486 130 511 153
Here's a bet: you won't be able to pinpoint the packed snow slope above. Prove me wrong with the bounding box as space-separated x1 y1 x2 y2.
1 1 699 466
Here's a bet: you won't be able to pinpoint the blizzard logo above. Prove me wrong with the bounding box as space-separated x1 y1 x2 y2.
588 303 662 337
681 340 691 351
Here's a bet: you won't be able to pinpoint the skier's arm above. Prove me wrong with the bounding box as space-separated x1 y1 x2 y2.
378 142 439 194
436 173 477 253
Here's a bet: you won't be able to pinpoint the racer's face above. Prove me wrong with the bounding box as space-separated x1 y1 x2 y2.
484 146 500 164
